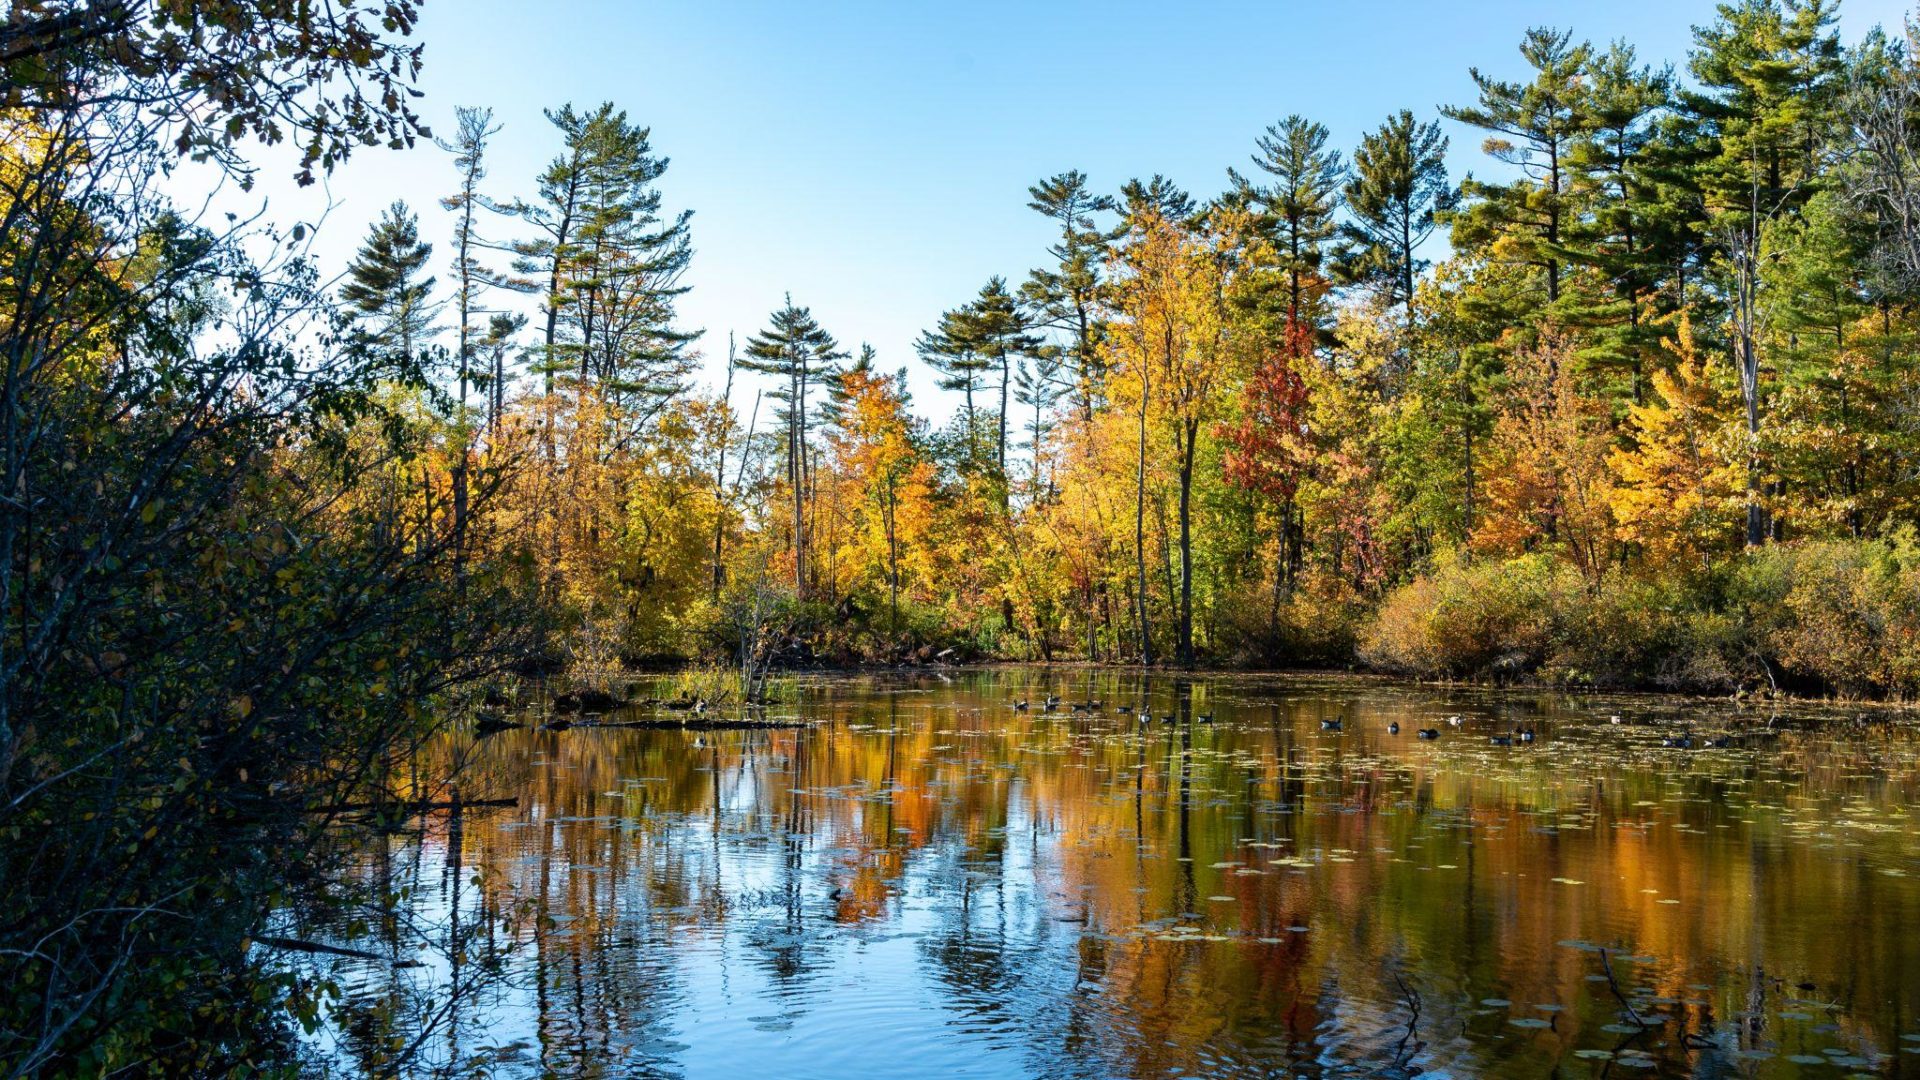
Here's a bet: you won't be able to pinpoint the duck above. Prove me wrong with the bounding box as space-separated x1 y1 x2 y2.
1706 735 1732 748
1116 704 1133 715
1416 728 1440 740
1070 701 1092 713
1160 713 1178 725
1661 734 1694 749
1489 733 1514 746
1044 695 1061 710
1446 715 1464 728
1518 727 1536 743
1320 718 1343 732
1013 700 1030 711
1197 713 1214 724
1388 721 1401 735
1609 714 1624 725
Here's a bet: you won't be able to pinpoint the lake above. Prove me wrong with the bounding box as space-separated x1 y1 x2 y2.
305 670 1920 1078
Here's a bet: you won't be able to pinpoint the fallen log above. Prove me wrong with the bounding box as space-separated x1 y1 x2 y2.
579 718 805 731
307 797 518 815
254 935 426 968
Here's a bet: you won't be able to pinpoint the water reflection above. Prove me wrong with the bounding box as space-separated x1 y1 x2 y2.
311 672 1920 1078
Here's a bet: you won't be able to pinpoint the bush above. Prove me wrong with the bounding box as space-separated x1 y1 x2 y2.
1751 535 1920 697
1359 537 1920 698
1361 553 1579 678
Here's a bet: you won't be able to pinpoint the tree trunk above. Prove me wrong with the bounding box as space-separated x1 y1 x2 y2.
1135 373 1152 666
1177 422 1196 665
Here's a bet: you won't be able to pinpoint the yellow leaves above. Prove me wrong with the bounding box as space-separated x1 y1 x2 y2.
1607 328 1740 570
231 694 252 718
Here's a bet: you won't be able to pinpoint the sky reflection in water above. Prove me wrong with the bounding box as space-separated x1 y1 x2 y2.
314 671 1920 1078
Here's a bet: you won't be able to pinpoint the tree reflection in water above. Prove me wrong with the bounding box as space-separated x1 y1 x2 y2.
298 672 1920 1078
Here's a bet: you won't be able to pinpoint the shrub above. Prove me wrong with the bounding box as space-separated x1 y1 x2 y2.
1361 553 1579 678
1753 535 1920 697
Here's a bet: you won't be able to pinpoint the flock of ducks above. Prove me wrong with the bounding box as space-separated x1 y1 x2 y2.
1003 697 1735 749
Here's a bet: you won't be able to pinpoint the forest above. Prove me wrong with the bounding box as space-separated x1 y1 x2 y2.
313 0 1920 696
5 0 1920 1072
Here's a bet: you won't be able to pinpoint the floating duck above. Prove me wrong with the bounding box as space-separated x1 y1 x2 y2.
1416 728 1440 740
1013 700 1030 711
1388 721 1401 735
1518 727 1536 743
1447 715 1464 727
1489 733 1513 746
1320 718 1343 732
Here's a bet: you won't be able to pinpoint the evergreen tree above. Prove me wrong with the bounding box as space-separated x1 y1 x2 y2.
953 276 1041 487
1340 111 1451 315
1683 0 1845 544
505 102 695 421
1226 115 1345 349
1562 42 1675 397
564 105 697 418
915 308 992 469
481 311 526 436
439 105 505 419
509 103 597 393
1020 170 1117 428
1120 174 1196 228
742 296 845 600
1014 343 1068 498
340 200 439 367
438 105 506 545
1444 27 1592 306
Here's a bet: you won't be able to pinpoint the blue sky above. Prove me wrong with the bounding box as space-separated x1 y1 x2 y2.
236 0 1911 418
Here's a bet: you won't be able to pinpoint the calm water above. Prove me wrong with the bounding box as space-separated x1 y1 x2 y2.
306 671 1920 1078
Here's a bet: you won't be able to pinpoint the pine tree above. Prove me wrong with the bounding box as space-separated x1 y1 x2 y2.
340 200 439 367
1683 0 1846 545
1226 115 1345 349
1120 174 1196 228
1562 42 1675 398
565 106 697 411
742 296 846 600
1444 27 1592 307
1340 111 1451 315
1014 343 1068 499
1020 171 1117 430
914 308 992 469
507 102 696 419
481 311 525 436
438 105 506 547
952 276 1041 488
509 103 597 393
